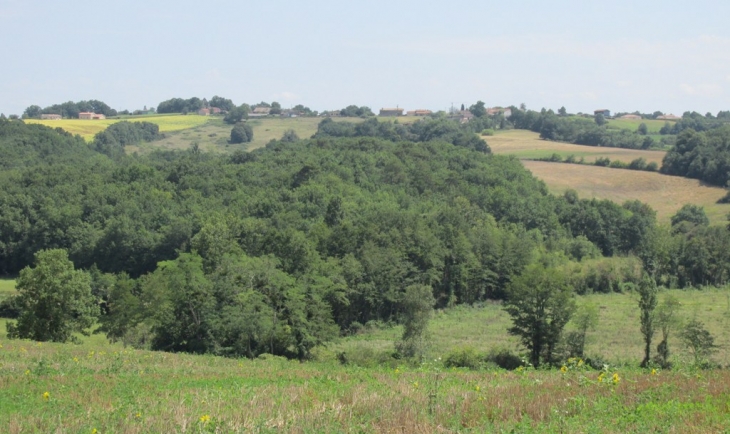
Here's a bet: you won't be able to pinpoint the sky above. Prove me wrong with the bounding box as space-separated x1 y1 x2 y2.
2 0 729 116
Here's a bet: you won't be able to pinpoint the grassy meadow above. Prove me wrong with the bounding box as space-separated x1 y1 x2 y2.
606 118 669 134
2 288 730 433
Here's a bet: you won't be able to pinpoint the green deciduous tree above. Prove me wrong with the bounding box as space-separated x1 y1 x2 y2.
680 319 718 367
638 275 658 367
395 284 435 360
230 123 253 144
7 249 98 342
654 294 681 368
504 264 576 367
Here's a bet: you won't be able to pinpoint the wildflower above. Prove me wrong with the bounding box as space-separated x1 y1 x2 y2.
560 365 568 373
199 415 210 423
612 373 620 384
597 373 604 383
135 412 141 419
24 369 30 376
475 385 480 392
413 381 419 389
73 357 79 363
516 366 524 373
43 391 50 400
651 369 657 376
0 343 3 349
91 429 98 434
394 368 400 374
577 359 584 367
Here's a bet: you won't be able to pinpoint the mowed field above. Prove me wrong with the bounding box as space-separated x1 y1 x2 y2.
26 115 212 141
606 118 670 134
489 130 666 164
490 130 729 224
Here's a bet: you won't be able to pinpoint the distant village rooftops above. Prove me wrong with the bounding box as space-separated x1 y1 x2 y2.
78 112 106 120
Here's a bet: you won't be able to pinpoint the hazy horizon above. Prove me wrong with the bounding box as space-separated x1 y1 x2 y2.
2 0 729 116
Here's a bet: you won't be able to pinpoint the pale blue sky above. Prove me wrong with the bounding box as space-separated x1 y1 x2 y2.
2 0 729 116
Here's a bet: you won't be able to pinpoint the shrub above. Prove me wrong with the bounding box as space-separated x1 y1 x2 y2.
609 160 628 169
481 129 495 136
443 347 484 369
594 157 611 167
486 347 525 370
337 344 398 368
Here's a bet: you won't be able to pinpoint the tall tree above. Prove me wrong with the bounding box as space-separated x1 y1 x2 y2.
638 275 658 367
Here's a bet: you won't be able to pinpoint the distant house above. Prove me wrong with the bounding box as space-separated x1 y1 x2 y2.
249 107 271 117
487 107 512 118
657 114 681 121
78 112 106 120
451 110 475 124
210 107 222 114
379 108 404 117
198 108 211 116
594 109 611 118
40 114 61 120
619 114 642 120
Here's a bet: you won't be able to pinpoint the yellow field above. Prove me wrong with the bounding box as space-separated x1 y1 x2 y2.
490 130 666 164
26 115 211 141
523 160 729 224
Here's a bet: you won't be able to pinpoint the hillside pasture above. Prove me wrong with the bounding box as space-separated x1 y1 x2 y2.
522 160 729 224
606 118 670 134
489 130 665 164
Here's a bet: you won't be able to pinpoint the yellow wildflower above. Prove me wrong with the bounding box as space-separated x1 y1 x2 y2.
516 366 524 373
651 369 657 376
43 391 50 400
413 381 419 389
24 369 30 376
91 429 98 434
560 365 568 373
577 359 584 367
475 385 481 392
135 412 141 419
597 373 604 383
199 414 210 423
612 373 620 384
73 357 79 363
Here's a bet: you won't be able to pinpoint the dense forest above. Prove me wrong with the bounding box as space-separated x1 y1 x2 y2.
660 126 730 188
1 116 729 359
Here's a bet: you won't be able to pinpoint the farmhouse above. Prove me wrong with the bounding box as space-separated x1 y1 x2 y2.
657 114 681 120
249 107 271 118
40 114 61 120
78 112 106 120
198 108 211 116
487 107 512 118
594 109 611 117
619 114 642 120
379 108 404 116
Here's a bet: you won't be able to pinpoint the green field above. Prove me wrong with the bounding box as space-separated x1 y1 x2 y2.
489 130 729 224
0 279 15 302
1 289 729 432
606 118 670 134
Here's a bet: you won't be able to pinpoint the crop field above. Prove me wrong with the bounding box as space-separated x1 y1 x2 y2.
522 161 730 224
26 115 212 141
489 130 666 164
1 288 729 433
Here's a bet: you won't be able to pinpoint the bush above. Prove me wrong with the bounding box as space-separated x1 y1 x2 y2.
594 157 611 167
230 124 253 144
486 347 525 370
443 346 484 369
337 344 398 368
0 295 20 318
481 129 495 136
609 160 628 169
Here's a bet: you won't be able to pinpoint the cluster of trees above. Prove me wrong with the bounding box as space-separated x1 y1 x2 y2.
314 117 490 153
536 154 659 172
23 100 117 119
94 121 162 157
230 124 253 144
508 110 656 149
338 106 374 117
660 126 730 187
156 95 240 114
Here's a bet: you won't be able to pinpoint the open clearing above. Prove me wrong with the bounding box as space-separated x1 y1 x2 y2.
523 161 729 224
489 130 666 164
0 279 15 302
1 289 729 432
606 118 670 134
